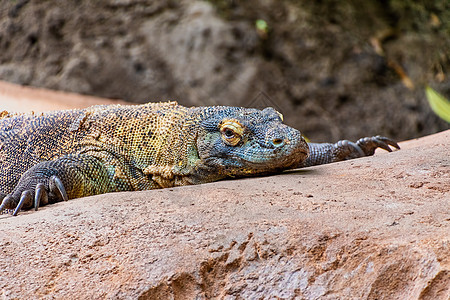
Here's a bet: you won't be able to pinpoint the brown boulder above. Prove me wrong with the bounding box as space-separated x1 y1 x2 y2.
0 124 448 298
0 80 127 112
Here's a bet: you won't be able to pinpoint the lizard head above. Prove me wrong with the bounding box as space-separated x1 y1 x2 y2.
195 106 309 178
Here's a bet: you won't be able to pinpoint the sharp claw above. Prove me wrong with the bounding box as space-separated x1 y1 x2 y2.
0 195 13 214
35 183 48 211
392 142 400 149
12 191 32 216
382 137 400 149
375 136 400 149
373 138 393 152
50 175 68 202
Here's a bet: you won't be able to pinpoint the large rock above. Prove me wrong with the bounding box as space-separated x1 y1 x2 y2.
0 80 128 112
1 0 449 141
0 128 448 299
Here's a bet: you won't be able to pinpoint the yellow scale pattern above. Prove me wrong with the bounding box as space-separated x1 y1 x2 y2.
0 102 201 198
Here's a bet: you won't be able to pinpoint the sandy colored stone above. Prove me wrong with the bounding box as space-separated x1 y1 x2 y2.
0 84 448 299
0 80 127 113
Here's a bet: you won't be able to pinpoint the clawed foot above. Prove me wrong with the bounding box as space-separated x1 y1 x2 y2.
355 135 400 156
335 136 400 160
0 175 68 216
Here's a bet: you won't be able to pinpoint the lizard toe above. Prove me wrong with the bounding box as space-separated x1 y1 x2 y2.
372 137 393 152
345 141 365 157
334 140 365 159
34 183 48 211
49 175 68 202
375 136 400 150
12 191 32 216
0 195 14 214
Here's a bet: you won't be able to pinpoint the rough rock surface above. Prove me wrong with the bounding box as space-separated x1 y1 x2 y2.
0 121 448 298
0 0 449 142
0 80 127 112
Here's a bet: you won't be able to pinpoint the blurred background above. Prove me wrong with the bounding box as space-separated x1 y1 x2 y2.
0 0 449 142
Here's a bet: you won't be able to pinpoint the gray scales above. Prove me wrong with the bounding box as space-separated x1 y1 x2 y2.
0 102 399 216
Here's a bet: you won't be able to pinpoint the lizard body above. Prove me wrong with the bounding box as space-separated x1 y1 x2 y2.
0 102 398 215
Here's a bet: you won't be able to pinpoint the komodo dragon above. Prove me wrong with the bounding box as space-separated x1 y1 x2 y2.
0 101 399 216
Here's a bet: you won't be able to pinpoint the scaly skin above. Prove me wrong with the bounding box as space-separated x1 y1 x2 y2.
0 102 399 215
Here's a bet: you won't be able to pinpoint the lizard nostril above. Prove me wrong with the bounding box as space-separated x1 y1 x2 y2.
272 138 285 147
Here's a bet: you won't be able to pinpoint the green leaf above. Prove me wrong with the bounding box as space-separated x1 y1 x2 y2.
255 19 268 33
425 86 450 123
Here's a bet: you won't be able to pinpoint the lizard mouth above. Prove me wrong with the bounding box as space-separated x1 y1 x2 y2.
238 140 309 170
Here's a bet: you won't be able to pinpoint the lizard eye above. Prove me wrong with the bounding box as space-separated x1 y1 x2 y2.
223 128 235 138
219 120 244 146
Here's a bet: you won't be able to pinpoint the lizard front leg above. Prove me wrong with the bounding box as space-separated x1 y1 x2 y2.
0 154 114 216
302 136 400 167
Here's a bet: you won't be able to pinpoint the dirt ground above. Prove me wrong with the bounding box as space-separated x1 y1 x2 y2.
0 84 448 299
0 0 449 142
